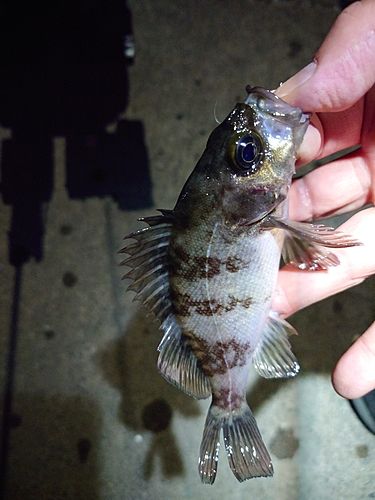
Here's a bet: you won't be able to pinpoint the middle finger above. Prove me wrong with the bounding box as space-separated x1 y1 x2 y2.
289 151 371 221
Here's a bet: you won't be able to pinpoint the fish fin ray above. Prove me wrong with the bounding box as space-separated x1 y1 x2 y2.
262 216 361 271
223 403 274 482
122 212 210 397
157 316 211 400
253 311 300 379
119 211 173 323
199 403 273 484
138 209 174 226
281 233 340 270
198 405 222 484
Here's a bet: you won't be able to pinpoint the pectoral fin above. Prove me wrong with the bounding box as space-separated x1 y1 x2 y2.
262 216 362 271
253 311 300 379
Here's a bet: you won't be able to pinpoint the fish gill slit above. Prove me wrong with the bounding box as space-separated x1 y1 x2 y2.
205 223 232 392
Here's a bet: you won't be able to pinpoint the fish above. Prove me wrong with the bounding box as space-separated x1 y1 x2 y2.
119 86 361 484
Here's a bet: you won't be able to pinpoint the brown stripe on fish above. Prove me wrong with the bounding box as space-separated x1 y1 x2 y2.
169 253 222 281
169 242 250 282
172 293 253 317
172 295 221 317
182 332 252 377
170 243 190 264
225 255 247 273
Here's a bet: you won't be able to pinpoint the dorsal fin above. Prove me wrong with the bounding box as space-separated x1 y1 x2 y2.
119 210 174 325
120 210 211 399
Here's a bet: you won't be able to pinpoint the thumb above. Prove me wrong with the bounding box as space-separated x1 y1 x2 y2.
276 0 375 112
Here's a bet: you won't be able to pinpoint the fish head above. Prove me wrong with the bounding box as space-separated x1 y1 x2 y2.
178 87 310 227
223 86 310 224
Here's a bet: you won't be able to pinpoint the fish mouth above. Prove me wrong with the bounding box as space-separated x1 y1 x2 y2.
248 183 288 199
237 204 278 226
237 184 288 226
248 186 276 194
245 86 311 126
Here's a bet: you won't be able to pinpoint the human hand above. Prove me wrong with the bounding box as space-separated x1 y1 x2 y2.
273 0 375 399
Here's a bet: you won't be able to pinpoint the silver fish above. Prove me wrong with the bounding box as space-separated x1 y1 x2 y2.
120 86 361 484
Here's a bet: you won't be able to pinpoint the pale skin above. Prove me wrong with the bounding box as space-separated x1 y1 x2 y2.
273 0 375 400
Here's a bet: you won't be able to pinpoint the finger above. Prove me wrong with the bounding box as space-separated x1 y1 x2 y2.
292 84 375 222
272 207 375 317
289 151 371 221
295 118 322 168
295 100 363 168
362 82 375 153
332 321 375 399
315 100 363 158
277 0 375 113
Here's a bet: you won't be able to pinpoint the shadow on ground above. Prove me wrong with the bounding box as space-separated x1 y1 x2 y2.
4 394 101 500
99 310 202 480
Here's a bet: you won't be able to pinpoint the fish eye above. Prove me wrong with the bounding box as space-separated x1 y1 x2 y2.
229 131 264 174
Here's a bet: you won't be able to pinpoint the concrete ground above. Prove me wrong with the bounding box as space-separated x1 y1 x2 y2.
1 0 375 499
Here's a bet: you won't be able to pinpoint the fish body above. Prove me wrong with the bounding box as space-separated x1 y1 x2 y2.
120 86 360 484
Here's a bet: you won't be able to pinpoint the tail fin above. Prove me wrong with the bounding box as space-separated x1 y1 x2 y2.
198 402 273 484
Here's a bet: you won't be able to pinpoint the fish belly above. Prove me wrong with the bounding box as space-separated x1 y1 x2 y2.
169 224 281 405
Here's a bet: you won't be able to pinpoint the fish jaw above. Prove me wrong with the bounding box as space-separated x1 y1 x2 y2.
245 86 310 151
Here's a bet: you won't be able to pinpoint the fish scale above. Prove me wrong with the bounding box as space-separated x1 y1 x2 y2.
120 86 361 484
171 228 280 345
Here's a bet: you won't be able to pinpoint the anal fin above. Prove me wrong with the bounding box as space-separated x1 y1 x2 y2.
157 316 211 400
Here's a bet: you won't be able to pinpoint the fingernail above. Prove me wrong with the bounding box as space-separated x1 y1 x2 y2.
276 61 317 98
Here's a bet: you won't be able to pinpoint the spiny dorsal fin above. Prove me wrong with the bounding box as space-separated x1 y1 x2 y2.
120 210 211 399
119 210 174 325
253 311 300 379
